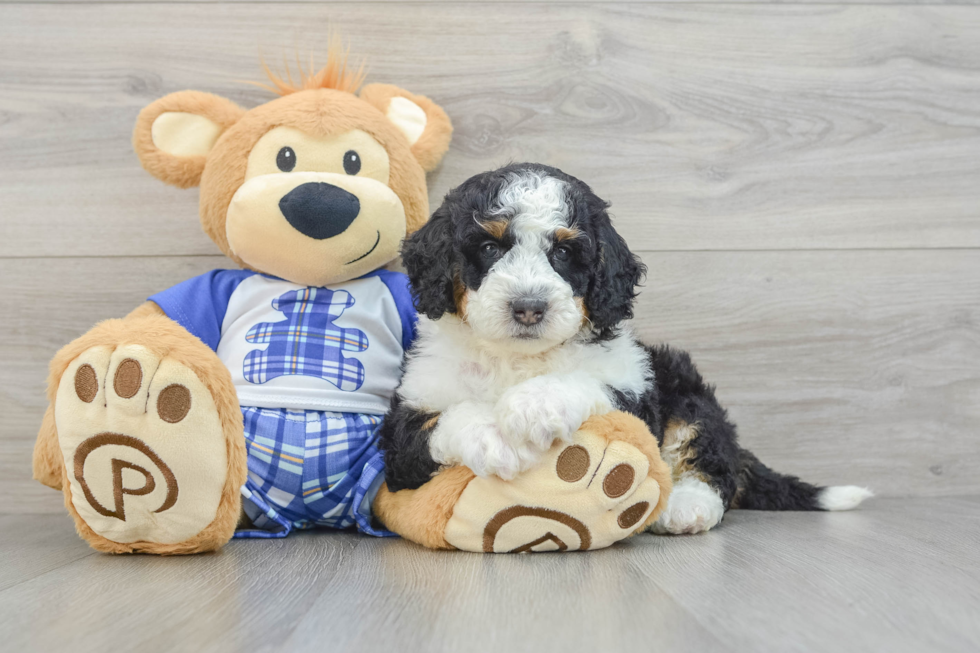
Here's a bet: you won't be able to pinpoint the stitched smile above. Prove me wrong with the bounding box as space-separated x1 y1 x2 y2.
346 231 381 265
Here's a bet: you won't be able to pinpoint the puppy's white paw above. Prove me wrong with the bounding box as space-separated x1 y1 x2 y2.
496 378 583 451
429 401 544 480
649 477 725 535
459 422 532 480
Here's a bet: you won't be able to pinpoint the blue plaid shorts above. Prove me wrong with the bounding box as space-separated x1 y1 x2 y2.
234 406 394 539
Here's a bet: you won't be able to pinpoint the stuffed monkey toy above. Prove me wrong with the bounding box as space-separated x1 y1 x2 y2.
32 49 670 554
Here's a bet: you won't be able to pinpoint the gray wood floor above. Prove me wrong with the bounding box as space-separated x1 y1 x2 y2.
1 2 979 651
0 497 977 653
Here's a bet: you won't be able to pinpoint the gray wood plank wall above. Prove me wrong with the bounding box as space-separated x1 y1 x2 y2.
1 2 978 514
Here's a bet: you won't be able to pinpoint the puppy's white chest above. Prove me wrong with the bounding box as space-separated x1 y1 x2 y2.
463 354 566 400
455 361 495 396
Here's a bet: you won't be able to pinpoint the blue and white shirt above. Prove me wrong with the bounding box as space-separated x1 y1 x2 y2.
149 269 416 414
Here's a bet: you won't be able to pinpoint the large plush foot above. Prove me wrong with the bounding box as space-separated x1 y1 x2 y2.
52 317 245 554
441 412 672 552
649 476 725 535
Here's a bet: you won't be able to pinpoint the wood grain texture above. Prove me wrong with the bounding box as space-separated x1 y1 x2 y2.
2 3 980 256
632 249 980 499
3 250 977 513
0 499 977 653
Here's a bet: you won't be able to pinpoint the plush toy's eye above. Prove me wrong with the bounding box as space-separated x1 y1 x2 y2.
480 242 500 259
553 244 572 261
343 150 361 175
276 147 296 172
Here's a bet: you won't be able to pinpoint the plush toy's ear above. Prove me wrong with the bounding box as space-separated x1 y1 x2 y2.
133 91 246 189
360 84 453 172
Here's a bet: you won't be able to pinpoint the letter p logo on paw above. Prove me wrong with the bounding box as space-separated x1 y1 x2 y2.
74 433 178 521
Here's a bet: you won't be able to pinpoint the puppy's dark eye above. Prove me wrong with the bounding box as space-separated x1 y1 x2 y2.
480 242 500 259
276 146 296 172
553 244 572 261
343 150 361 175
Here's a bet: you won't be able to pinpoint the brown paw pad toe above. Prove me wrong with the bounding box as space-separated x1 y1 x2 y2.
74 364 99 403
157 384 191 423
556 445 590 483
603 463 635 498
617 501 650 529
113 359 143 398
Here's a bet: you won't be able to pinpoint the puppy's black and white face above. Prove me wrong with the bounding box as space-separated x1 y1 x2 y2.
458 170 589 350
403 163 644 353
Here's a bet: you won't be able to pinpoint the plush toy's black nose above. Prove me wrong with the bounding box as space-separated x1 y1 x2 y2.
511 298 548 326
279 182 360 240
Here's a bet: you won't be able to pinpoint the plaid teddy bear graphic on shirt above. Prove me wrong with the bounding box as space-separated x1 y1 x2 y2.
243 287 369 391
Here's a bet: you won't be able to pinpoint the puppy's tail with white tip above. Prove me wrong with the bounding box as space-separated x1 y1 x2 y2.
817 485 874 511
734 448 873 512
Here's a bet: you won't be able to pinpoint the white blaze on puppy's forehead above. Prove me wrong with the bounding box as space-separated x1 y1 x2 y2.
462 169 584 353
493 171 570 244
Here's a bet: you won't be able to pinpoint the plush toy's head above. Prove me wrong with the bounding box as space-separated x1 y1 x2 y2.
133 50 452 286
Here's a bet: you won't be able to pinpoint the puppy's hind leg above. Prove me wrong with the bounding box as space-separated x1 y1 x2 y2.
649 420 728 535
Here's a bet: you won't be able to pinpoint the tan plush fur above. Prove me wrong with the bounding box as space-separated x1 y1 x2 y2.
133 91 246 189
373 466 477 550
359 84 453 173
196 89 440 265
46 309 247 554
32 405 62 490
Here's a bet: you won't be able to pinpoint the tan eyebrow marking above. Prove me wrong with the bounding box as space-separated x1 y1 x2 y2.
480 219 509 240
555 226 582 242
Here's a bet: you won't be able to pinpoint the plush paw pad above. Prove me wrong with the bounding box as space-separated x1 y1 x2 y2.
56 345 228 545
444 424 662 552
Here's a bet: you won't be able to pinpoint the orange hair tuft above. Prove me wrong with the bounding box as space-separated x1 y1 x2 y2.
253 40 367 96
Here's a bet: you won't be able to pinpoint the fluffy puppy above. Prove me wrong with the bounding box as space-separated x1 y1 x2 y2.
380 163 871 534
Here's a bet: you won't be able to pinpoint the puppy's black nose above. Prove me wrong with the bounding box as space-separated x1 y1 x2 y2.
279 182 360 240
511 298 547 326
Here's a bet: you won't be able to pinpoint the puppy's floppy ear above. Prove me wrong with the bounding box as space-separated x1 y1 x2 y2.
360 84 452 172
401 204 457 320
585 208 646 337
133 91 246 188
